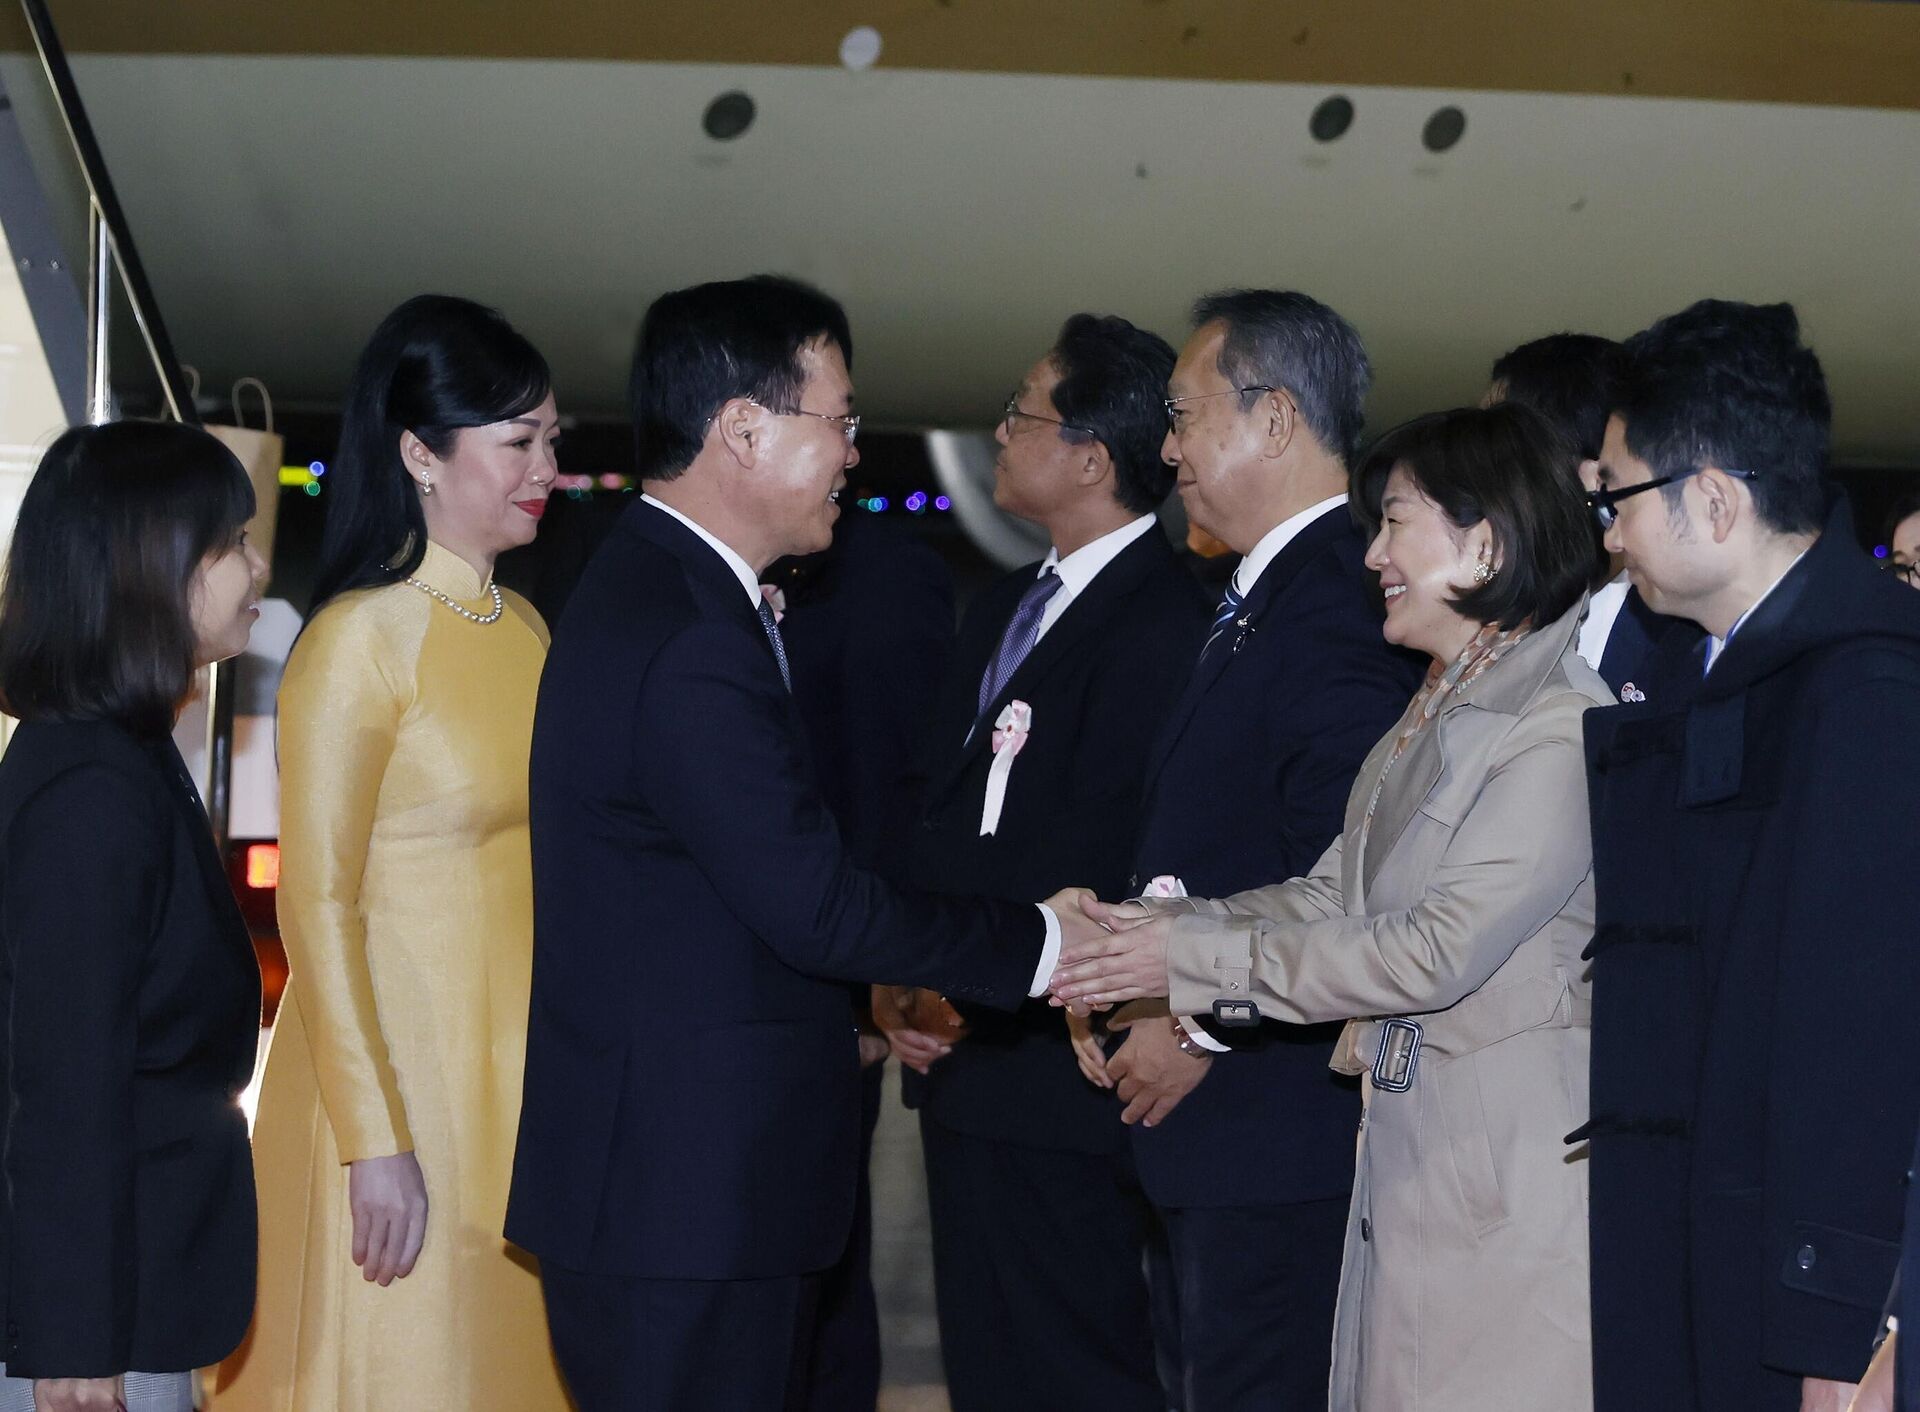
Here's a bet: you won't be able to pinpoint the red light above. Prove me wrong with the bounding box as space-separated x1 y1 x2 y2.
246 843 280 890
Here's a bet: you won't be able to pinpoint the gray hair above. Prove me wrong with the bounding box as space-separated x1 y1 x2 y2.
1191 289 1372 464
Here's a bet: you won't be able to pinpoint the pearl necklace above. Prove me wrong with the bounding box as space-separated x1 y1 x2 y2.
403 576 505 624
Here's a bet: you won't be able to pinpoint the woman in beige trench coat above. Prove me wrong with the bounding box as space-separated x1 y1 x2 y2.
1054 403 1614 1412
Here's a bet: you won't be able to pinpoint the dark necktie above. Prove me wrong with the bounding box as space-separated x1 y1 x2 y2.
1200 580 1246 662
757 597 792 692
977 569 1063 716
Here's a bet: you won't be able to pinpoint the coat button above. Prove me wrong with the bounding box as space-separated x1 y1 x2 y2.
1796 1244 1816 1271
1128 873 1139 892
1361 1218 1372 1242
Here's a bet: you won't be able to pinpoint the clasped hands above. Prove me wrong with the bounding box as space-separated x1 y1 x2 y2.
1041 887 1175 1013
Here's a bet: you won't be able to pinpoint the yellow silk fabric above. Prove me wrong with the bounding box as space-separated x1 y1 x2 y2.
214 543 569 1411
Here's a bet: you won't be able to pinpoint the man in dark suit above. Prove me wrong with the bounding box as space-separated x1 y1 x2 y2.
1111 291 1425 1410
872 314 1204 1411
770 511 958 1412
506 276 1096 1411
1486 331 1702 703
1580 299 1920 1412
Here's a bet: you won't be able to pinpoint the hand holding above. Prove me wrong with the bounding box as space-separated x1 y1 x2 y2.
1065 1008 1112 1089
870 984 952 1075
32 1377 123 1412
1106 1016 1211 1127
349 1150 429 1286
1050 909 1173 1010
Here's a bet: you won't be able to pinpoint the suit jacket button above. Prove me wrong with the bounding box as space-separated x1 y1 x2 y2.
1795 1244 1816 1271
1361 1218 1372 1242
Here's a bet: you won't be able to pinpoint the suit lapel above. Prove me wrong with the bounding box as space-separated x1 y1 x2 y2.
145 737 255 966
1357 719 1444 896
1140 506 1353 804
626 500 802 712
929 530 1173 804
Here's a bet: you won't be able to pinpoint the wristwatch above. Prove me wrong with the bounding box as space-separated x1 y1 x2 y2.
1170 1016 1216 1060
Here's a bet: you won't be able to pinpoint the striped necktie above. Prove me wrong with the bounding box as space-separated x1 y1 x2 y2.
1200 580 1246 662
977 569 1064 716
757 597 792 692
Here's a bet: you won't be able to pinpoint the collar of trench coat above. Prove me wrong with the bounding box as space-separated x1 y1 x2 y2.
1355 590 1597 898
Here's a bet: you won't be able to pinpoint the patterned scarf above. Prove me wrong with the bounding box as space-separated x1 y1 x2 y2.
1362 618 1532 843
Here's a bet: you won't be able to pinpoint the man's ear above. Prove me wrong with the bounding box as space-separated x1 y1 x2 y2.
1079 438 1114 490
1699 467 1742 545
1261 387 1297 462
715 397 761 469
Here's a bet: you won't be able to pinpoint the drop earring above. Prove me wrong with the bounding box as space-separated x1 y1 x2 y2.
1472 553 1495 584
420 472 434 496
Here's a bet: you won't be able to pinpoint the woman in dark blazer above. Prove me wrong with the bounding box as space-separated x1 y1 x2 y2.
0 422 265 1412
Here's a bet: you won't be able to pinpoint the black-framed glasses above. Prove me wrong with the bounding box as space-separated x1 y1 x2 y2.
1164 385 1277 430
1586 466 1759 530
1880 556 1920 587
1001 392 1092 439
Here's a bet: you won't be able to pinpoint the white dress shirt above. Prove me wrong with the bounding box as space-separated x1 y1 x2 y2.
643 494 762 608
1173 494 1349 1053
1577 573 1632 673
642 494 1061 993
1232 494 1351 598
1031 514 1159 640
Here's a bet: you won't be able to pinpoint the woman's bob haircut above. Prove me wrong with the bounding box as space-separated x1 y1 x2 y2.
1354 403 1595 632
0 420 256 738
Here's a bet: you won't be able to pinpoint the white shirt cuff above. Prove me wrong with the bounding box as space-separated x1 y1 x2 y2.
1029 904 1063 997
1178 1013 1231 1053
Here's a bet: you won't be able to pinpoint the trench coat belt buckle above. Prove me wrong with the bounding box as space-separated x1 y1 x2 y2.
1370 1017 1423 1093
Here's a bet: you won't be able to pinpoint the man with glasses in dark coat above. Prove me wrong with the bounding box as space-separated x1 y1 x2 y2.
1580 299 1920 1412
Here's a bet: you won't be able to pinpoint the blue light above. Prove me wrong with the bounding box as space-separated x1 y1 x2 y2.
906 491 928 513
1875 545 1890 559
934 495 952 512
869 496 889 513
309 460 326 477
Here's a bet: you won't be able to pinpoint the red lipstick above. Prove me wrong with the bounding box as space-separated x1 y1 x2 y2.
515 499 548 520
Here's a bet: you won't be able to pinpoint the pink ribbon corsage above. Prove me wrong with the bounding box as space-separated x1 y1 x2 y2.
978 699 1032 836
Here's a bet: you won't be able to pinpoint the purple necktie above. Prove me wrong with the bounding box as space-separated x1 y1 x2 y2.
977 569 1063 717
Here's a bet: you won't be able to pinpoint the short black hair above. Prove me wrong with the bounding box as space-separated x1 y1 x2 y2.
314 294 551 614
1190 289 1371 463
1488 332 1623 462
1355 403 1595 632
0 421 255 737
1046 313 1179 515
1615 299 1830 536
1883 488 1920 545
632 275 854 482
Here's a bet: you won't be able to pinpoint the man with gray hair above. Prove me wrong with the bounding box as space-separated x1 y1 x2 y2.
1101 290 1422 1409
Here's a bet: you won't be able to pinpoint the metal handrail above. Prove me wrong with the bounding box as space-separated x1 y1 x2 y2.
15 0 236 847
19 0 195 424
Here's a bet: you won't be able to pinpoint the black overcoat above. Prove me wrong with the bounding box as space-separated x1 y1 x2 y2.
1582 496 1920 1411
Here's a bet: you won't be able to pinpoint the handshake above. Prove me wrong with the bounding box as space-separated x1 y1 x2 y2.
1038 887 1176 1014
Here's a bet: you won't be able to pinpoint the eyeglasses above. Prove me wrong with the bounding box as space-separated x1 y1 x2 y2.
1880 556 1920 587
1163 385 1278 430
709 399 861 444
1001 393 1092 439
758 401 860 444
1585 465 1760 530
